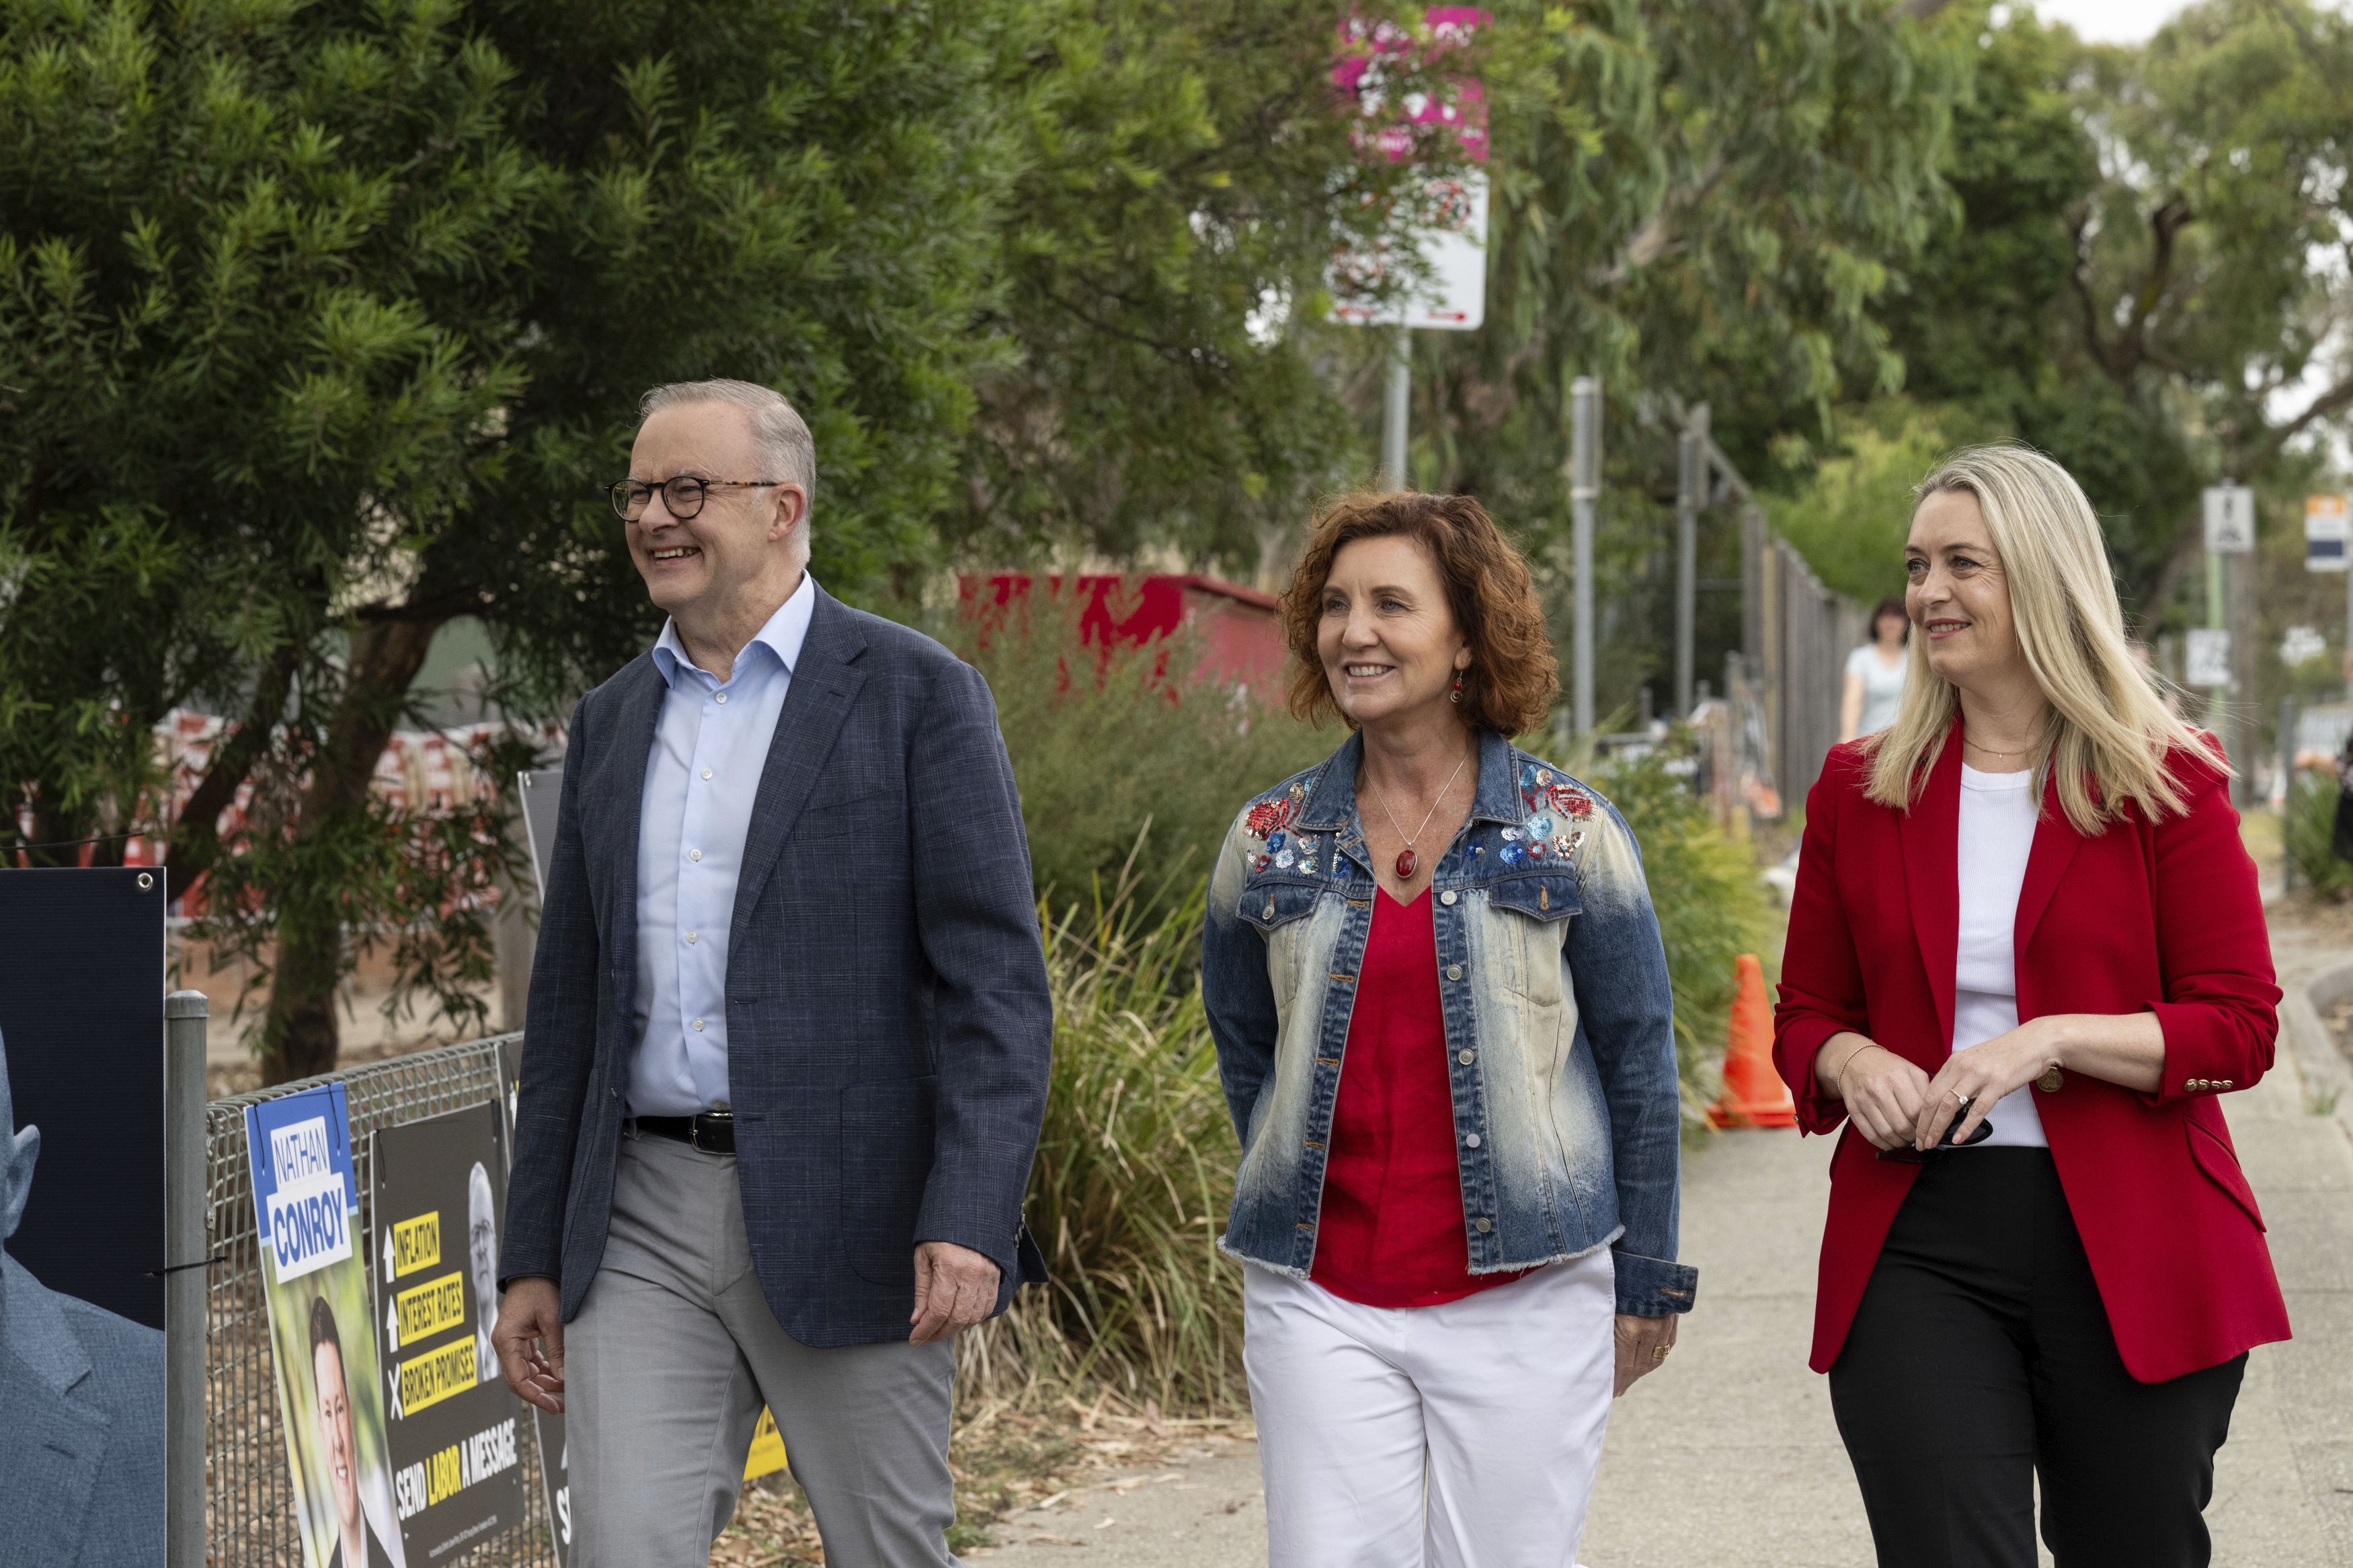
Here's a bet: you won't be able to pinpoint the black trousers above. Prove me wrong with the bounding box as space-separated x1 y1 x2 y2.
1829 1148 2245 1568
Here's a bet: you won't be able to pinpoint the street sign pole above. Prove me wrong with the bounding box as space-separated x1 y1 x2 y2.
1382 331 1411 489
2202 482 2256 800
1569 375 1601 737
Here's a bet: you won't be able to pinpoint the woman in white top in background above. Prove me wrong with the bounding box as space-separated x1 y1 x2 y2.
1839 597 1909 741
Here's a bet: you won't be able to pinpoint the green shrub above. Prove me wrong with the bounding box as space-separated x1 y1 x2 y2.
936 588 1332 923
2286 770 2353 901
1591 744 1776 1124
957 869 1243 1418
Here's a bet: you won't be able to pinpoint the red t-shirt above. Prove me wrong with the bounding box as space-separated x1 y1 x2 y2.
1310 887 1530 1308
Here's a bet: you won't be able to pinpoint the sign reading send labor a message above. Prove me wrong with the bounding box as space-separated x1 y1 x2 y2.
247 1085 409 1567
372 1104 524 1563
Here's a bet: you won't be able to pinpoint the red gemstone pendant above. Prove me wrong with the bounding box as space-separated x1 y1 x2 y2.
1394 849 1417 879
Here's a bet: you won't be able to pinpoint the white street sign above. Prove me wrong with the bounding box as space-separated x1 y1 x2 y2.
2307 494 2349 572
1330 171 1488 331
2282 625 2327 666
2186 627 2233 687
2202 485 2255 553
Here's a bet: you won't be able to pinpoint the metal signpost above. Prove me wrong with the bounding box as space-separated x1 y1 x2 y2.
1329 10 1488 490
2310 496 2350 682
2202 482 2256 795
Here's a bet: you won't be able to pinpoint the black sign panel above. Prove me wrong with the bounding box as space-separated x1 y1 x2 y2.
0 867 166 1325
371 1104 526 1562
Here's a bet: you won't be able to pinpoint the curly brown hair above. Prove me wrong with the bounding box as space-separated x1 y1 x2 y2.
1279 491 1559 737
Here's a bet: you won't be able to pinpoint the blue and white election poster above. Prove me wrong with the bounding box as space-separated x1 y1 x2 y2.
247 1086 408 1568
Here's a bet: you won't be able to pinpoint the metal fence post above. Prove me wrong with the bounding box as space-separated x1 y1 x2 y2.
1569 375 1601 737
1675 410 1702 720
165 990 209 1568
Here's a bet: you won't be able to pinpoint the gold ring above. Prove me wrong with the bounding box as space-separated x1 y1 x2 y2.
1652 1345 1670 1362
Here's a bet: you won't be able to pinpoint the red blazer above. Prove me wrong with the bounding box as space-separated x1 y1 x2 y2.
1772 728 2289 1383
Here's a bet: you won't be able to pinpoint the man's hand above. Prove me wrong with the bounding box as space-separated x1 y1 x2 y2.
910 1241 1002 1344
492 1276 567 1414
1613 1312 1678 1397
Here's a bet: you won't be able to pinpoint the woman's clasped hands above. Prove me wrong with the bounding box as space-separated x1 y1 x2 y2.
1822 1022 2065 1152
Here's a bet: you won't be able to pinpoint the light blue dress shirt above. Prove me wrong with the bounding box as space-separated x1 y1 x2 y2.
627 573 817 1118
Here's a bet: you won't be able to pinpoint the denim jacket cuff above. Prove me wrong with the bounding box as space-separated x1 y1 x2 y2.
1611 1248 1698 1315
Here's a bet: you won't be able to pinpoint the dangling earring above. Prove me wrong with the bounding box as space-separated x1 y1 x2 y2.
1450 671 1464 704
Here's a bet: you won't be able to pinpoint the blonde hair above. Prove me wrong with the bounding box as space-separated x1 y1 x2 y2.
1863 444 2215 833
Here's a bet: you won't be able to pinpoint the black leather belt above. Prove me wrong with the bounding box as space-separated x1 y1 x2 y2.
631 1111 735 1154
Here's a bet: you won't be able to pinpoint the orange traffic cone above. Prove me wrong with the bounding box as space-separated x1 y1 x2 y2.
1706 953 1795 1128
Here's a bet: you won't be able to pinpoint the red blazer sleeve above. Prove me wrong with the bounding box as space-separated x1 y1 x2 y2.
2142 751 2280 1100
1773 745 1868 1135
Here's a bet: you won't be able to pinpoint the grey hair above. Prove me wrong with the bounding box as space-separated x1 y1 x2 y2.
639 379 817 555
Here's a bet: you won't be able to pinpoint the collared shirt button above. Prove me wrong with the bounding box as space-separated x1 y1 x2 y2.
686 932 698 944
1474 1217 1492 1233
1458 1050 1474 1065
714 691 727 704
1440 889 1458 905
692 1018 705 1032
701 768 713 780
1464 1132 1481 1149
1445 964 1463 981
689 848 702 862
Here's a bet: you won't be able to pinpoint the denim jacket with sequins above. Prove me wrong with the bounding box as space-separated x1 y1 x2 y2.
1200 728 1698 1317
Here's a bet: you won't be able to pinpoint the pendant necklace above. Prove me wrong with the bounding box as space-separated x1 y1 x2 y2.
1369 746 1472 881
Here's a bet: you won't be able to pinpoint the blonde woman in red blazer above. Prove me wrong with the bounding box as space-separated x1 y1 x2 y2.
1773 445 2288 1568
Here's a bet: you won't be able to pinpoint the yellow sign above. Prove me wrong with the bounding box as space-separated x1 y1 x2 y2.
429 1443 467 1507
744 1407 787 1480
393 1270 467 1346
397 1338 478 1418
392 1210 441 1277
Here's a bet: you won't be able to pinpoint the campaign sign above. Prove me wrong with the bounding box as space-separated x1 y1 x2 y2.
493 1032 570 1565
0 867 167 1325
247 1085 409 1567
371 1104 524 1563
0 868 167 1565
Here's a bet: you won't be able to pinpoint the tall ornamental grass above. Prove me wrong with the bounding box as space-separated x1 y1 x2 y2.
2286 770 2353 901
957 864 1244 1419
932 586 1330 925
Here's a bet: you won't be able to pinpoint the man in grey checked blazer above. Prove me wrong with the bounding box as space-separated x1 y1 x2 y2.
493 380 1051 1568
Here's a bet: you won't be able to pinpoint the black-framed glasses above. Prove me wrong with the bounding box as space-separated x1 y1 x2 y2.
608 476 783 522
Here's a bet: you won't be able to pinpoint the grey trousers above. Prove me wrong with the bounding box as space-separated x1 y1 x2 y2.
567 1130 959 1568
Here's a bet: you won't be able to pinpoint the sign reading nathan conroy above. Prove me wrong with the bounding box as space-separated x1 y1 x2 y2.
372 1103 524 1562
247 1084 409 1568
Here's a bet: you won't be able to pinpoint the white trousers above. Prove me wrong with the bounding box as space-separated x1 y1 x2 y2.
1242 1252 1616 1568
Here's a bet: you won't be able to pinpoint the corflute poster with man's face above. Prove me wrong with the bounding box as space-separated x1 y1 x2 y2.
370 1103 524 1561
247 1085 407 1568
0 867 167 1566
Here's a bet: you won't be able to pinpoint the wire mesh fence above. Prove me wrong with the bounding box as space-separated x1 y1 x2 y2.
204 1036 557 1568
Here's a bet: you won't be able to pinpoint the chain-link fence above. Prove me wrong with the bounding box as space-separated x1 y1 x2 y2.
204 1036 557 1567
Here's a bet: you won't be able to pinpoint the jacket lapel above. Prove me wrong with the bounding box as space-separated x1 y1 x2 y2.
727 587 868 949
0 1259 106 1568
1896 727 1963 1061
600 657 670 1030
2013 766 2084 961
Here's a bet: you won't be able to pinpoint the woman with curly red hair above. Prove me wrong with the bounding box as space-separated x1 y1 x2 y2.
1201 491 1695 1568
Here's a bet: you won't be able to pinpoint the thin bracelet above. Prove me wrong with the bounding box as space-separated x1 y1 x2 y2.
1821 1037 1876 1098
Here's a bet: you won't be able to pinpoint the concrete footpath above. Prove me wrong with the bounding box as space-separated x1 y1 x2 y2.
977 911 2353 1565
